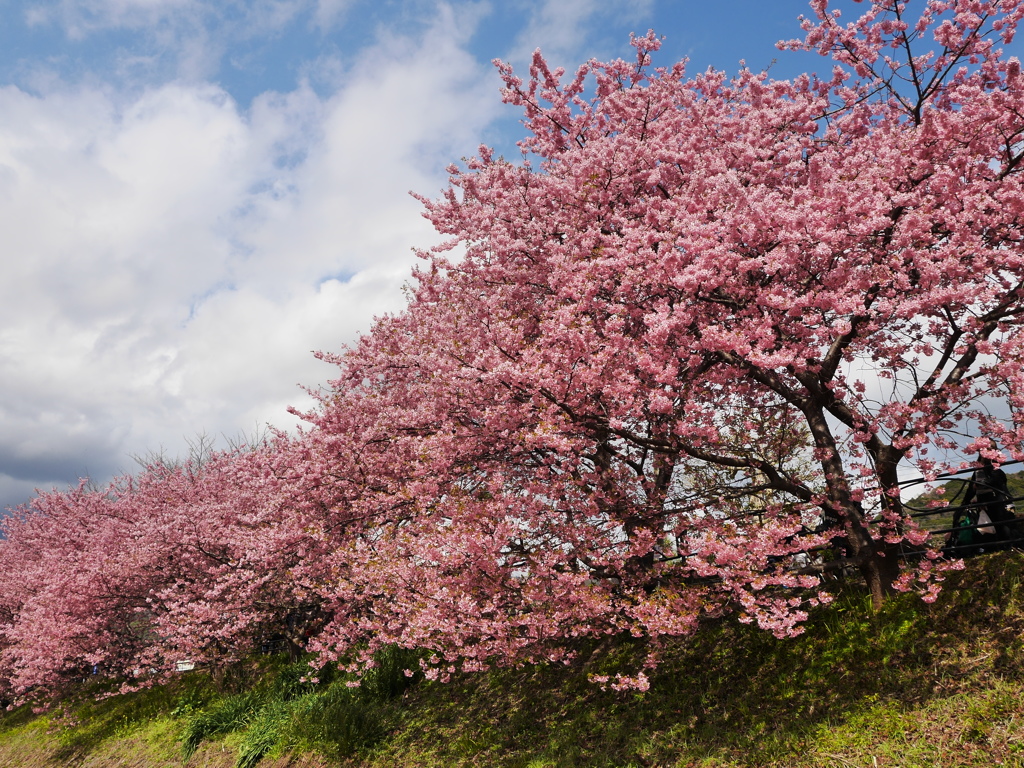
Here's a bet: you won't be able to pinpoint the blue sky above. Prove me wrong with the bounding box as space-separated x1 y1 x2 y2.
0 0 918 512
0 2 818 104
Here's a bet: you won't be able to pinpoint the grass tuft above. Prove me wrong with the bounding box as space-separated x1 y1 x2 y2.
235 701 289 768
181 689 263 760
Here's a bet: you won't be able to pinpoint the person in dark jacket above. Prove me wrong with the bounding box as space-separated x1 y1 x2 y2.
963 457 1017 548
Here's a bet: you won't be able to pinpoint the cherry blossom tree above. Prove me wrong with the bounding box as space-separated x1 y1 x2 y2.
294 0 1024 686
0 438 333 703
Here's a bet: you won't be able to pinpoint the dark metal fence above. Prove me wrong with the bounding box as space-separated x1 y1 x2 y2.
900 460 1024 557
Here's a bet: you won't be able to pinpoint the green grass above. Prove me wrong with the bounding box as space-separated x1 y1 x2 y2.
5 553 1024 766
174 647 423 767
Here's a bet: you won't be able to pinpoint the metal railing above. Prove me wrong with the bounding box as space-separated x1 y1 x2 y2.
901 460 1024 557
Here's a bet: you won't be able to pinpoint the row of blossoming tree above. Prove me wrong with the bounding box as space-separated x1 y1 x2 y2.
5 0 1024 701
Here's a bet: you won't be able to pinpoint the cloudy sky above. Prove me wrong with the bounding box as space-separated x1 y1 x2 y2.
0 0 834 511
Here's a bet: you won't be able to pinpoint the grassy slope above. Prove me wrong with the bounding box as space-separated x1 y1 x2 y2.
5 552 1024 767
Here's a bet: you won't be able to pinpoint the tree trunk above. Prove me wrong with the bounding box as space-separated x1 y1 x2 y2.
859 544 901 610
861 450 906 609
803 405 900 607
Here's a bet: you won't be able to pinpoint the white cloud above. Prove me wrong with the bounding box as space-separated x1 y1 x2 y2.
505 0 653 71
21 0 316 83
0 7 499 510
312 0 354 31
247 10 496 279
24 0 197 33
24 0 308 36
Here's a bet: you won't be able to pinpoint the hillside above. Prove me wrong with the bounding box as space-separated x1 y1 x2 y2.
4 551 1024 767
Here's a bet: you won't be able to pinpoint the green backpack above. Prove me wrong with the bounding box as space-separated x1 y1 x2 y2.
953 510 980 547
